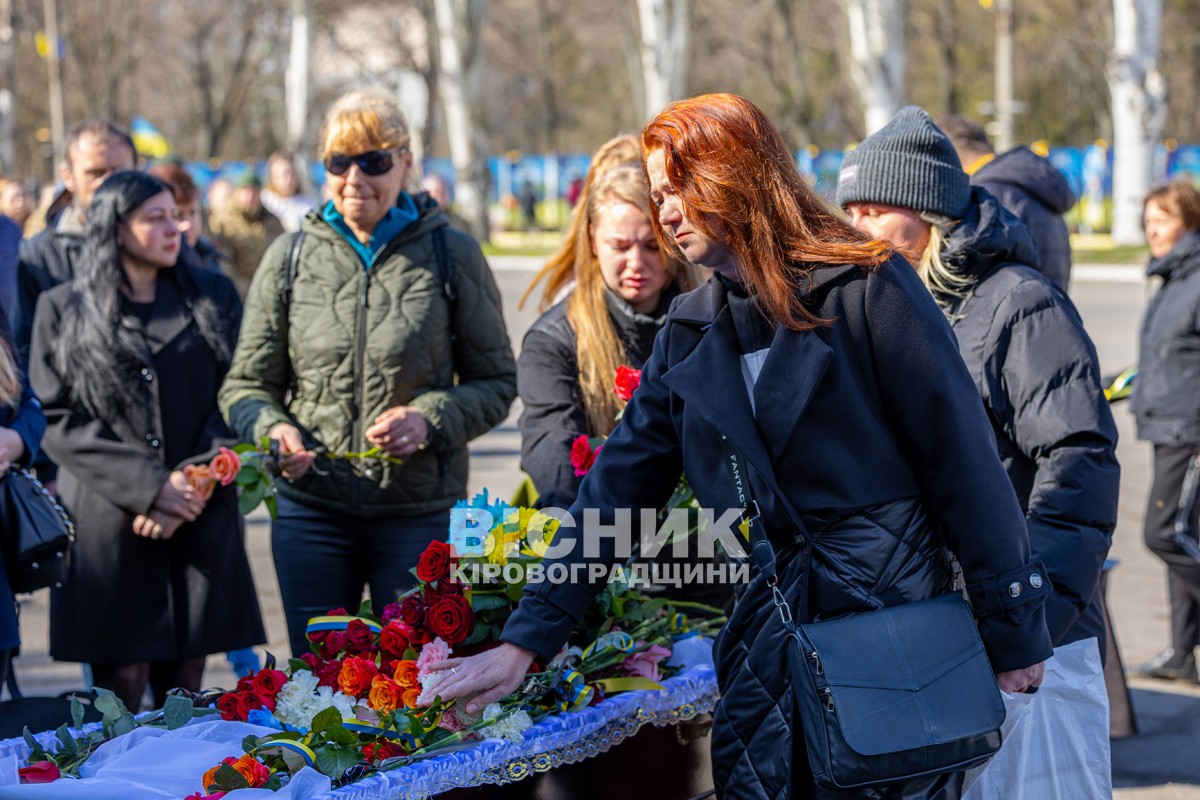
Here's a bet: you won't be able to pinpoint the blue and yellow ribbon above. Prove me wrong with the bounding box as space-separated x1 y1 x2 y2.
580 631 635 661
305 615 383 636
252 739 318 769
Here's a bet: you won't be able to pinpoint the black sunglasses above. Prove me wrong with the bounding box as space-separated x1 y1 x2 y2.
324 148 406 177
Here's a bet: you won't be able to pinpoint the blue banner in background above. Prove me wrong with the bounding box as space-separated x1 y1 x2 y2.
184 143 1200 233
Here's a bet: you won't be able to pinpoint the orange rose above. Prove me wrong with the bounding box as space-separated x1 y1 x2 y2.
402 686 423 708
338 656 378 698
393 659 420 689
369 674 402 713
228 754 271 788
210 447 241 487
202 757 234 791
183 464 216 502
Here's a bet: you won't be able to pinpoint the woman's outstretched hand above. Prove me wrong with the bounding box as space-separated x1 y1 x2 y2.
419 643 536 715
995 661 1044 694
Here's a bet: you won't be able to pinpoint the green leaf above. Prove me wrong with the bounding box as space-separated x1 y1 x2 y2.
311 706 342 735
112 712 137 737
92 688 125 723
289 658 311 673
327 724 359 747
23 727 46 761
242 733 262 753
460 622 491 646
235 465 260 485
233 442 257 455
238 482 266 515
505 581 525 603
335 746 361 776
55 724 78 758
215 762 250 790
357 598 372 617
470 593 509 612
263 492 278 519
163 695 193 730
69 696 84 731
315 746 341 778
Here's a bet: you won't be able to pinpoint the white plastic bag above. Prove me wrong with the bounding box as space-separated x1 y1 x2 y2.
962 638 1112 800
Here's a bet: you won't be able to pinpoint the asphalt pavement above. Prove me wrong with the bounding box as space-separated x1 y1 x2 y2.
7 257 1200 797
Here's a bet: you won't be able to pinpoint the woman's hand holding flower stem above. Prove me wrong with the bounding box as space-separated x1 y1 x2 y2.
131 510 183 541
155 470 205 521
365 406 430 459
268 423 316 480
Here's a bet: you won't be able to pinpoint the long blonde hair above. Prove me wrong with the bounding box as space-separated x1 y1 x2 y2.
519 135 643 312
0 337 20 409
916 215 973 305
568 165 695 436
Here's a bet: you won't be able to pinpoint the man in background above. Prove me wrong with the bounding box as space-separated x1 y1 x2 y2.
938 114 1077 291
13 120 137 362
208 171 284 299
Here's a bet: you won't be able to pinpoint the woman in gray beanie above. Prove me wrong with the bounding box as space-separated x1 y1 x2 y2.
839 106 1121 658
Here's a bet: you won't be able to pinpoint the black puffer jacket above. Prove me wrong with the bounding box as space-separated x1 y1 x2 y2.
940 188 1119 648
972 147 1076 291
1132 231 1200 446
517 288 671 509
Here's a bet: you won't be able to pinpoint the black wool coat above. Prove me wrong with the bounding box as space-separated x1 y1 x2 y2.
501 259 1053 799
30 266 266 664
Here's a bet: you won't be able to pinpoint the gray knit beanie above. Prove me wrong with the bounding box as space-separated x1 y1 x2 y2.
836 106 971 220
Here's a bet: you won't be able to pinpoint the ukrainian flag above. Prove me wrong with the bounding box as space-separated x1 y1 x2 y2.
131 116 171 159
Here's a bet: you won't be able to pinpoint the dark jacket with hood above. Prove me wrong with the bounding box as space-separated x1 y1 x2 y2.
518 287 676 509
971 146 1076 291
14 201 84 364
501 258 1053 799
1131 231 1200 446
220 194 516 517
940 188 1119 650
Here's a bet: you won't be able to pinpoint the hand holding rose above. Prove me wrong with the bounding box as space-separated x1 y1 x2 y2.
268 423 316 480
154 470 206 522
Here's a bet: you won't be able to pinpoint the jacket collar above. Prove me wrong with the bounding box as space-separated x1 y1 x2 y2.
661 275 834 484
1148 231 1200 282
118 270 193 361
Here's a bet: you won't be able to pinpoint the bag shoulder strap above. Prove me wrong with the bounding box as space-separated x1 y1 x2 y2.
282 231 306 310
433 225 457 342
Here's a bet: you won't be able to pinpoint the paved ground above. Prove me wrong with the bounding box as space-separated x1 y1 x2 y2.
8 258 1200 796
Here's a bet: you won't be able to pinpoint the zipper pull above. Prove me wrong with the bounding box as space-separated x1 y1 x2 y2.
822 687 835 712
808 650 823 675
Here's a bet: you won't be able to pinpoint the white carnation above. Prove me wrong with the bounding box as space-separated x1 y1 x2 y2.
483 705 533 744
273 671 355 730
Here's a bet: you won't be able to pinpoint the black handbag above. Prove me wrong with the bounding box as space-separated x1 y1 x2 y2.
0 467 75 594
721 438 1005 790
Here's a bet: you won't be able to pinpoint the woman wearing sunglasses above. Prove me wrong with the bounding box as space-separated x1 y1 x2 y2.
220 89 517 658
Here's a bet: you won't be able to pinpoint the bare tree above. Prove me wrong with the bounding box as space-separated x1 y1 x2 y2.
433 0 489 240
637 0 688 121
1108 0 1165 244
844 0 905 135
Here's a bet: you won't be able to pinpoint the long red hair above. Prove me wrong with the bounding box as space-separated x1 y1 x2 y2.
642 93 892 330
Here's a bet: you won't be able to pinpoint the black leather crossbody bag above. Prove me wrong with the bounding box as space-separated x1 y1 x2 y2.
1 467 75 593
721 436 1004 790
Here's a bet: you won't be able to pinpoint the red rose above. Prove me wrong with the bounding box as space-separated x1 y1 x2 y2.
236 673 255 692
362 741 405 762
18 761 60 783
345 619 377 654
381 601 402 624
217 692 243 721
417 540 452 582
299 652 321 671
250 668 288 698
325 607 349 615
427 578 466 597
237 691 264 719
338 656 379 698
316 659 343 689
210 447 241 487
399 595 427 628
614 365 642 402
570 435 601 477
426 594 474 645
379 621 411 657
320 629 348 660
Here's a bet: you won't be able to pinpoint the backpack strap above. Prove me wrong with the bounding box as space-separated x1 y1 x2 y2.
280 231 305 400
433 226 457 342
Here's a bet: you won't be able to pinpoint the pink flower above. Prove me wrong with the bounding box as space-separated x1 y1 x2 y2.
439 706 468 732
621 644 672 682
416 636 452 679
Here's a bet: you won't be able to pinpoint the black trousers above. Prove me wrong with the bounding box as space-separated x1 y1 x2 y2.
1143 444 1200 652
272 494 451 658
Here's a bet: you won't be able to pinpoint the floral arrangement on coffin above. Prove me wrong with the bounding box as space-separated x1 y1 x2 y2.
571 366 701 540
186 497 725 795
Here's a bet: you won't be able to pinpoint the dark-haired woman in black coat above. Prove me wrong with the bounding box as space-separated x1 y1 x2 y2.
29 171 265 711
